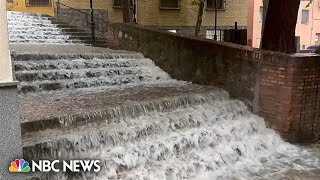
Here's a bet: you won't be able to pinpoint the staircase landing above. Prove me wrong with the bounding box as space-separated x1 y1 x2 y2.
10 44 124 54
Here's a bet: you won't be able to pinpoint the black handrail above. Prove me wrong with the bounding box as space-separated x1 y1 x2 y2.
56 1 107 24
55 0 108 45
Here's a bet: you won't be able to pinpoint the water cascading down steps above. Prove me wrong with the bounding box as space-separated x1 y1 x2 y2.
7 11 107 46
8 11 320 180
7 11 75 44
16 50 320 180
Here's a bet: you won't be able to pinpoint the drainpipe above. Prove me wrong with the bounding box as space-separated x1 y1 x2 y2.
135 0 138 24
310 0 315 46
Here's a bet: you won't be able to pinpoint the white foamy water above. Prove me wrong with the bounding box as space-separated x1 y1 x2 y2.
7 11 80 44
90 102 319 180
11 11 319 180
28 99 319 180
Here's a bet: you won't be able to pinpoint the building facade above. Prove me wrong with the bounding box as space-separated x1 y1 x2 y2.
6 0 248 40
6 0 55 16
248 0 320 50
58 0 248 39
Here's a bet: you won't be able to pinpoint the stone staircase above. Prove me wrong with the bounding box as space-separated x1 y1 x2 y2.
8 12 319 180
13 48 318 180
15 50 248 179
7 11 108 47
14 52 170 94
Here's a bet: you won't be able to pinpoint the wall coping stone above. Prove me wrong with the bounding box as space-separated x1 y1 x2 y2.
0 81 19 88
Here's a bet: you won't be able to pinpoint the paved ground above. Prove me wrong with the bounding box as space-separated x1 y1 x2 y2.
10 44 130 54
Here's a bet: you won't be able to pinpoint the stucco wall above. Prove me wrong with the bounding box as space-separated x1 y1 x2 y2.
1 0 13 82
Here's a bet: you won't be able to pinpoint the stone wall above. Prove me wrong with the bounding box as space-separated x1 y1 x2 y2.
108 24 320 142
55 9 108 37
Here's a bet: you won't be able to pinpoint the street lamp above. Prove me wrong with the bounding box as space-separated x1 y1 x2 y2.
214 0 218 40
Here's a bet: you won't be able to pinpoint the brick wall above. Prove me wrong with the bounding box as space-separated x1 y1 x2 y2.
57 0 247 27
108 23 320 142
137 0 247 27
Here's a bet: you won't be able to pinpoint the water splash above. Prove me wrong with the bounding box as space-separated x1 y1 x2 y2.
24 98 320 180
7 11 80 44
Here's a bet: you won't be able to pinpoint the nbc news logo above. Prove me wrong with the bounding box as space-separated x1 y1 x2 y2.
9 159 100 173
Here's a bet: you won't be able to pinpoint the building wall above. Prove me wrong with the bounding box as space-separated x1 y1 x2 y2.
58 0 247 29
248 0 320 50
58 0 123 23
136 0 247 28
6 0 55 16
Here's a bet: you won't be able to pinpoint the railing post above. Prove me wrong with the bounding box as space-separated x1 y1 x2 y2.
214 0 218 40
56 0 60 16
89 0 96 45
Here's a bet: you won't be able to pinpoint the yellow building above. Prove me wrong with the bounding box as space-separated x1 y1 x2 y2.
56 0 247 39
6 0 55 16
7 0 247 39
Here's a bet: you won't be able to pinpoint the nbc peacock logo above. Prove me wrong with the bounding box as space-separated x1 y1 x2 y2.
9 159 31 173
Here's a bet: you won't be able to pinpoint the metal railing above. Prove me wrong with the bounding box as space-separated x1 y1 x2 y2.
55 0 108 45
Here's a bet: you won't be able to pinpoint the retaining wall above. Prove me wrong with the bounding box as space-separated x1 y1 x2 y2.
108 24 320 142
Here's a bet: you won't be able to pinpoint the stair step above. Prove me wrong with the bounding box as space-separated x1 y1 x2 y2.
13 53 144 61
20 86 227 134
22 89 232 160
9 34 71 40
65 32 92 37
67 36 107 41
14 59 150 72
8 26 62 32
8 22 56 27
93 44 109 48
18 71 173 94
9 31 65 36
60 28 88 33
56 24 86 29
9 39 79 44
15 67 152 82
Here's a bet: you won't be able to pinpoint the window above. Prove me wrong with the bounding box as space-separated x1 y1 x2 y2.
207 0 225 10
160 0 180 9
113 0 133 8
206 30 224 41
316 33 320 42
302 10 309 24
113 0 122 7
259 6 263 23
26 0 51 6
